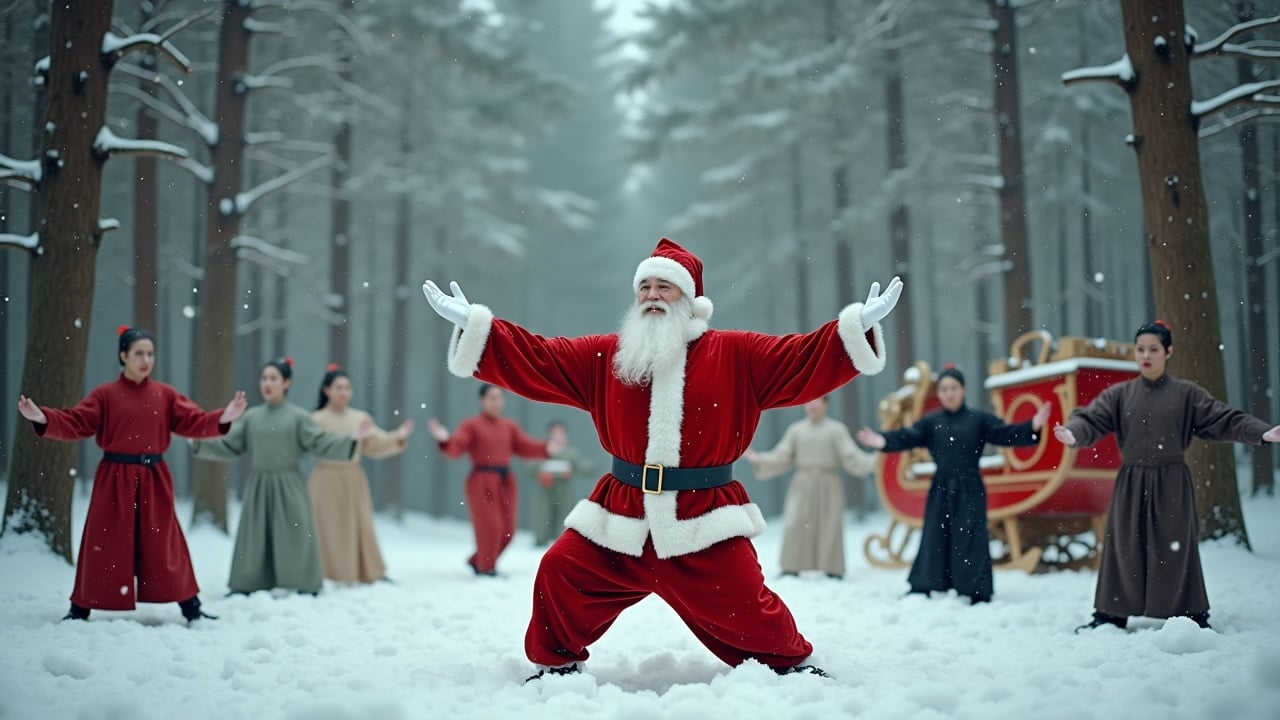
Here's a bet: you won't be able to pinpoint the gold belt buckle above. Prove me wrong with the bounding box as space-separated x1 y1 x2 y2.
641 463 664 494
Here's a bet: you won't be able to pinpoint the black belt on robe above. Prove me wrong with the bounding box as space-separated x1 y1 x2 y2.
103 452 165 465
474 465 510 478
611 457 735 494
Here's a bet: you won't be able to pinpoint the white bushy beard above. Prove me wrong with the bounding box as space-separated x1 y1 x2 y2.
613 296 694 387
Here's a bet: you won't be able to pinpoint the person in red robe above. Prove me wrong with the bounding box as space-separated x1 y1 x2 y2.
428 384 560 576
423 239 902 680
17 326 247 623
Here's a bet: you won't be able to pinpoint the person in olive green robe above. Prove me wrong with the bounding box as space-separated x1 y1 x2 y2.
192 358 372 595
1056 322 1280 632
527 420 595 547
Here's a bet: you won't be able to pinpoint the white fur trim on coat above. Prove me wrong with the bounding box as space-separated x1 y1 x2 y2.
634 256 696 300
563 493 767 558
837 303 886 376
446 303 494 378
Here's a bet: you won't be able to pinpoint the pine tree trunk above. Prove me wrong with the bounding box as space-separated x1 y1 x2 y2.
1237 39 1273 496
885 43 914 366
192 0 254 531
989 0 1033 344
385 103 412 520
430 224 451 517
2 0 115 560
1118 0 1248 546
132 2 159 334
0 0 14 483
788 143 809 331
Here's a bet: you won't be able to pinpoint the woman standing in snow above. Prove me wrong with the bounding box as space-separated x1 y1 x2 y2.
18 325 247 623
308 364 414 584
192 358 372 595
857 367 1050 604
1056 321 1280 632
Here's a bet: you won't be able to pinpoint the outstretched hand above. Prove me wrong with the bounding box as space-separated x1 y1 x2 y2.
743 448 760 463
859 276 904 327
17 395 46 425
354 415 375 440
1032 401 1052 431
855 427 886 450
396 418 416 440
1263 425 1280 443
1052 423 1076 447
427 418 450 443
422 280 472 327
219 391 248 424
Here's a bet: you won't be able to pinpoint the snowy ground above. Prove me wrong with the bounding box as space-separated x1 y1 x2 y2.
2 487 1279 720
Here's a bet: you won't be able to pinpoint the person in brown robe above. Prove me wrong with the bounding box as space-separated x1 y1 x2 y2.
1055 321 1280 632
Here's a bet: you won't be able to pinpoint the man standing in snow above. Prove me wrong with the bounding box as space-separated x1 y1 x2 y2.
422 239 901 679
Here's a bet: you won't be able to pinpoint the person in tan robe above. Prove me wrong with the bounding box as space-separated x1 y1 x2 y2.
1056 322 1280 632
745 397 875 579
308 365 415 584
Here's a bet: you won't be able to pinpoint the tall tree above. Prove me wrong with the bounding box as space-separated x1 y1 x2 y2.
1065 1 1280 544
1 1 194 557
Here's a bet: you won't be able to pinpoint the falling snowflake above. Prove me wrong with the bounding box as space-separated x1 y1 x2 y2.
182 306 195 319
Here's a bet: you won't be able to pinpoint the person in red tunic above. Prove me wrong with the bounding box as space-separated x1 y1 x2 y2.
428 384 561 576
16 326 247 623
423 239 902 680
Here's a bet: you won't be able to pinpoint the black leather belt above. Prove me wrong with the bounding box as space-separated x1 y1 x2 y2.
611 457 735 494
475 465 510 477
104 452 164 465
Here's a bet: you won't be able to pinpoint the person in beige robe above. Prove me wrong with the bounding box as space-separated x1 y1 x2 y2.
308 366 415 584
746 396 875 578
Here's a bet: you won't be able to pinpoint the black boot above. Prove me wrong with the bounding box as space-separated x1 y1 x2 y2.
62 603 90 621
1188 612 1211 629
1074 611 1127 634
525 663 581 683
776 665 832 679
179 596 217 623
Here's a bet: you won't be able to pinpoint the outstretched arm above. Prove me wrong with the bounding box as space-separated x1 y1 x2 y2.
22 391 103 441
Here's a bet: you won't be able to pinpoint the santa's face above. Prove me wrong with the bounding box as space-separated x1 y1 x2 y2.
635 276 684 313
613 291 694 387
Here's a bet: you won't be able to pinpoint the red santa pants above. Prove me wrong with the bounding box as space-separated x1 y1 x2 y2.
525 529 813 670
72 462 199 609
465 469 518 573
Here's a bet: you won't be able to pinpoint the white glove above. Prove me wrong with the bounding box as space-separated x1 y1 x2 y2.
859 276 903 327
422 280 472 327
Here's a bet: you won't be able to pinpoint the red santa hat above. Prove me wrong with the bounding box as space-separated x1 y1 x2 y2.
632 238 714 321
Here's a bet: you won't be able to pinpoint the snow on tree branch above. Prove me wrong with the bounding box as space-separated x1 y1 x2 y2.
93 127 190 163
529 189 596 234
1192 79 1280 119
251 0 370 54
1192 15 1280 58
226 154 334 216
230 235 310 274
0 232 41 255
102 32 192 74
1062 55 1134 90
1198 42 1280 61
1199 107 1280 138
243 18 288 35
0 153 42 187
33 56 49 87
115 62 219 146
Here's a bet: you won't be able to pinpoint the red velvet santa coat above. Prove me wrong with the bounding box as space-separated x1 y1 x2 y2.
34 375 229 608
445 302 885 559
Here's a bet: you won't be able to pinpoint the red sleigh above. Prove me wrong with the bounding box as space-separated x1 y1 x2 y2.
863 331 1138 572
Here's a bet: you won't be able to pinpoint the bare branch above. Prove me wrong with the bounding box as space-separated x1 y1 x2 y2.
102 32 192 74
1193 15 1280 57
251 0 370 54
1199 107 1280 138
0 232 41 255
1063 55 1135 90
115 62 219 145
112 83 193 131
94 127 190 163
1192 79 1280 119
231 234 310 274
1200 42 1280 61
229 154 334 216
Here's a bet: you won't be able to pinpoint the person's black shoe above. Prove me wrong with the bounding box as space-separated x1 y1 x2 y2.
826 574 843 580
1188 612 1211 629
179 596 217 623
525 664 580 683
1074 611 1127 634
62 603 90 621
776 664 831 678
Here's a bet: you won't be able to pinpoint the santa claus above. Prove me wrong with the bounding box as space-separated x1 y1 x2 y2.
423 238 901 680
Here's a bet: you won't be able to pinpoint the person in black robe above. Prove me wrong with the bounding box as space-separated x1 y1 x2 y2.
858 367 1050 603
1056 321 1280 632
